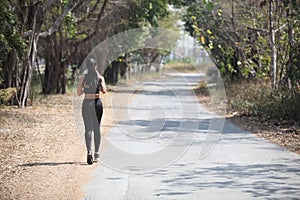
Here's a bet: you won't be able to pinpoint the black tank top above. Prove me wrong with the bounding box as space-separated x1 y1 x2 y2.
83 71 100 94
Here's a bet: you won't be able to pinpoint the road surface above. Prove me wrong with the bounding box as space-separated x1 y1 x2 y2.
82 73 300 200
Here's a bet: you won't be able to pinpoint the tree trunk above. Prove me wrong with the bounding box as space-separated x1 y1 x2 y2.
43 35 57 94
42 32 67 94
119 55 129 81
104 61 119 85
19 35 38 107
286 1 295 89
18 5 44 107
269 0 277 89
58 28 67 94
112 61 119 85
60 63 67 94
2 50 19 105
3 50 19 89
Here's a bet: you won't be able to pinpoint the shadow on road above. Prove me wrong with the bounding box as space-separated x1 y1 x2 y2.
18 161 87 167
151 160 300 199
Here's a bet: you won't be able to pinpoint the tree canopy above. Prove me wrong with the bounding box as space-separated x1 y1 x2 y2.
0 0 179 106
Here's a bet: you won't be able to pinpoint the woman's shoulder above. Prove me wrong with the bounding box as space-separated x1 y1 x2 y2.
83 69 89 75
96 71 102 79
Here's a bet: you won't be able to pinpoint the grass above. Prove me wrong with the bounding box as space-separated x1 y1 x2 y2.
194 78 300 123
164 61 212 73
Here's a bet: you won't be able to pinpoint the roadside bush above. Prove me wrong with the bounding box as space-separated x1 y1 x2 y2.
0 87 17 105
225 81 300 122
194 80 210 96
256 89 300 121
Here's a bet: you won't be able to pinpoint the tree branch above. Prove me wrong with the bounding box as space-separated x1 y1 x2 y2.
39 0 81 37
74 0 110 46
23 0 82 38
275 23 287 33
87 0 102 19
246 26 268 33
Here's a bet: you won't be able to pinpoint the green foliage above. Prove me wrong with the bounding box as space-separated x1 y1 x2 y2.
63 11 77 39
0 1 26 64
0 1 26 102
183 0 300 86
0 87 17 105
129 0 171 27
174 0 300 121
203 0 214 11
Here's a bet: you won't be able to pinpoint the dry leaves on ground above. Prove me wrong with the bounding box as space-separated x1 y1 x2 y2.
0 93 114 200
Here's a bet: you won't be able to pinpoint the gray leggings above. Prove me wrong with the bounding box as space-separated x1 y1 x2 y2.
82 98 103 153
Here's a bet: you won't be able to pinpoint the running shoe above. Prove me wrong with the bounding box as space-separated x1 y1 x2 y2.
87 151 93 165
94 152 100 162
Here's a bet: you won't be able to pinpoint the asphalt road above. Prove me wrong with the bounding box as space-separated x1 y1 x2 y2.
83 73 300 200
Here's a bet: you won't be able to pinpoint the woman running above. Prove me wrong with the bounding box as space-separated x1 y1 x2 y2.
77 58 107 165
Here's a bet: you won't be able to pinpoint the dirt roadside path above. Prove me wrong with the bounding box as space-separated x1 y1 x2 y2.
0 92 114 200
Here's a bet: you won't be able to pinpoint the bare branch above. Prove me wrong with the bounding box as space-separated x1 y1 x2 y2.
23 0 83 38
87 0 102 19
246 26 268 33
275 23 287 33
108 0 123 5
39 0 82 37
74 0 111 46
96 0 108 24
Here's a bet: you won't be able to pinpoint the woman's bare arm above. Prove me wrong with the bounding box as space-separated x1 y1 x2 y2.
99 75 107 94
77 75 85 96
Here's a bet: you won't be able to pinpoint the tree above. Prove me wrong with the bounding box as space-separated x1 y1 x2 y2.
0 0 83 106
0 1 26 104
183 0 300 89
41 0 145 92
102 0 180 84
